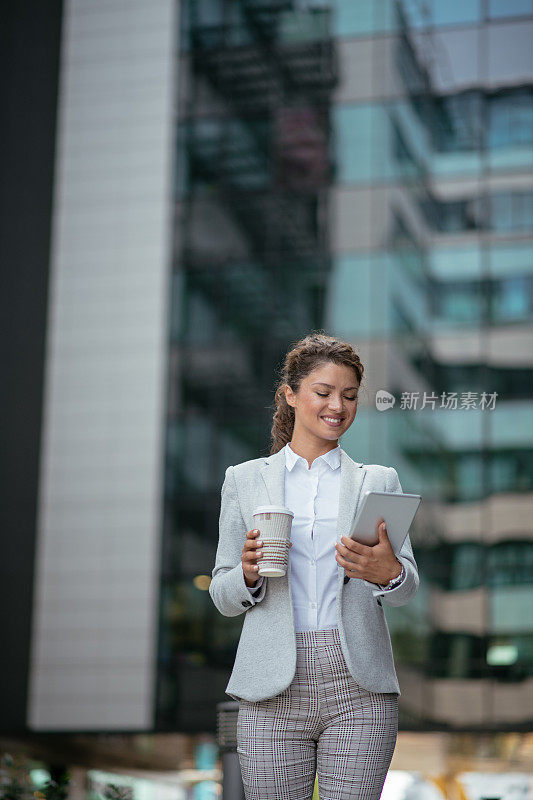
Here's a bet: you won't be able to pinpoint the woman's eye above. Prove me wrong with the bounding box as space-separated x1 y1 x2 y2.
316 392 357 401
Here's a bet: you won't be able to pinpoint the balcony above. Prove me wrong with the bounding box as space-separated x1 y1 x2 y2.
186 117 332 268
190 7 337 113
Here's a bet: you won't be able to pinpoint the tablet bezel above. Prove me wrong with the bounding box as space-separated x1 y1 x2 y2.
348 490 421 555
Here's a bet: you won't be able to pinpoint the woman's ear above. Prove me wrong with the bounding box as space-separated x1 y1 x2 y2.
284 384 296 409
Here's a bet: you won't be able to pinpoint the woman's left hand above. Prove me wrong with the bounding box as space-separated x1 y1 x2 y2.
335 522 402 586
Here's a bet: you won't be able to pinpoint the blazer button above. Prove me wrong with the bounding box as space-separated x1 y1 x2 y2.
242 600 252 607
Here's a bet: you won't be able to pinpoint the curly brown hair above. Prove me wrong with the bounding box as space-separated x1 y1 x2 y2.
270 332 364 455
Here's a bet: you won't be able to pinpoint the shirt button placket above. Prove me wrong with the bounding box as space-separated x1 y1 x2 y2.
310 470 319 626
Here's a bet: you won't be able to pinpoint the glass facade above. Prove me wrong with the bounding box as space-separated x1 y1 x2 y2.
329 0 533 729
156 0 338 731
156 0 533 732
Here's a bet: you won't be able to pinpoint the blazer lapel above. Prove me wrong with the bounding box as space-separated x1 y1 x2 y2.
259 447 286 507
259 447 291 580
337 449 366 544
337 450 367 586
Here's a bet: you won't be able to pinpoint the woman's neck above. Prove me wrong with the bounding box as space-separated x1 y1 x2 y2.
288 437 340 470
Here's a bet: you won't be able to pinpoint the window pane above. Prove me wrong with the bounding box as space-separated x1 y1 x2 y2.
434 0 481 26
333 0 395 36
489 0 533 18
451 543 484 590
489 90 533 149
493 276 532 321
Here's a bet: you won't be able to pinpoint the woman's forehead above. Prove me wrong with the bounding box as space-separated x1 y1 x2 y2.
304 362 359 387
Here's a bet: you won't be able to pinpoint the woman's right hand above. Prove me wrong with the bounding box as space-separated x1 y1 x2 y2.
242 529 264 587
242 528 292 587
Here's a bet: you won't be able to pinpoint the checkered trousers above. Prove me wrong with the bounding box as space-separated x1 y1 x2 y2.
236 627 398 800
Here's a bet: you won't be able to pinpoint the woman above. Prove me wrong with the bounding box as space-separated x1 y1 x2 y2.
209 333 419 800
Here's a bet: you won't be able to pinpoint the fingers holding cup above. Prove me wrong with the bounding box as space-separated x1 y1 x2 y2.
242 529 263 586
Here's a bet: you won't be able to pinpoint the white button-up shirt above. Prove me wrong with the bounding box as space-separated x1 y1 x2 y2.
248 442 341 631
285 442 341 631
247 442 404 628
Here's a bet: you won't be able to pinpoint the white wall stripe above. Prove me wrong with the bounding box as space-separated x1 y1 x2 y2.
27 0 177 731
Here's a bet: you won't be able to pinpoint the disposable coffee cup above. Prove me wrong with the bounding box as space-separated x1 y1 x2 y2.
252 505 294 577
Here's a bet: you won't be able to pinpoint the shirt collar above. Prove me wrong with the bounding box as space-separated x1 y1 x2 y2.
284 442 341 472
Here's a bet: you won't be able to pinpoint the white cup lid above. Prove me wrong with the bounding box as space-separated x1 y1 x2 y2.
252 505 294 518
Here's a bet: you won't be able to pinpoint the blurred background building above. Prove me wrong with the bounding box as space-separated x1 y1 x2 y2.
1 0 532 790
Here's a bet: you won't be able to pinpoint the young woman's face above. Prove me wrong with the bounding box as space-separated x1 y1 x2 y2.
285 361 359 445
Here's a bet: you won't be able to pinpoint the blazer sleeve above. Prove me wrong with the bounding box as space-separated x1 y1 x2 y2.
209 465 268 617
377 466 420 607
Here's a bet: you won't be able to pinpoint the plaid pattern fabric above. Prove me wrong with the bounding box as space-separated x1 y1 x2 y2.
237 627 398 800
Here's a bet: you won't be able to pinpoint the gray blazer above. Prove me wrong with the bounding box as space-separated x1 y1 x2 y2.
209 446 419 701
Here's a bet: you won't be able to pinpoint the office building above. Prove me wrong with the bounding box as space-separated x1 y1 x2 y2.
325 0 533 728
1 0 531 775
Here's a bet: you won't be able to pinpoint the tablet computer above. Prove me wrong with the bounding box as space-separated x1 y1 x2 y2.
349 490 421 555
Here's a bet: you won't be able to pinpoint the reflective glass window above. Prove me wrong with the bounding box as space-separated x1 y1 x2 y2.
422 191 533 234
493 275 532 321
397 36 428 96
491 193 513 231
421 196 489 233
431 245 482 281
489 451 533 495
424 92 483 153
399 0 431 29
488 542 533 587
492 192 533 232
391 213 427 280
454 453 485 501
433 0 481 26
195 0 224 27
431 280 485 325
489 89 533 149
489 0 533 18
400 0 481 27
334 104 389 183
226 2 254 46
450 543 485 591
176 125 188 198
186 290 218 343
490 243 533 279
421 545 451 589
180 0 190 51
491 588 533 642
326 254 379 336
335 102 420 183
431 274 533 324
423 541 533 592
406 450 533 502
412 88 533 155
392 121 423 179
430 633 486 679
332 0 395 37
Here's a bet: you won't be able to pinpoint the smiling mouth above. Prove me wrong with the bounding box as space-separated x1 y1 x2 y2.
322 416 344 426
